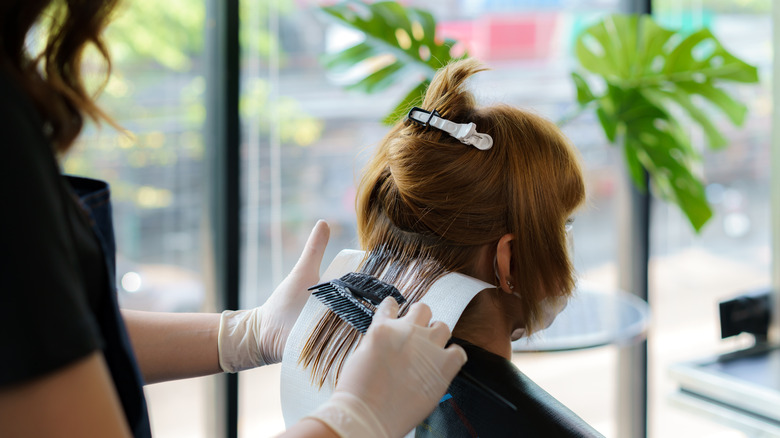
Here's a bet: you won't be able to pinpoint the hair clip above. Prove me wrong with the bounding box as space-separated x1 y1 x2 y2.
408 107 441 128
407 107 493 150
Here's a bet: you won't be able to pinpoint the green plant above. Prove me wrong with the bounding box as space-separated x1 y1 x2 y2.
570 14 758 231
319 0 465 124
319 2 758 231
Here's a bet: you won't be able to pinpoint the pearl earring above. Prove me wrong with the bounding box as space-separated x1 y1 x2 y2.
506 280 514 290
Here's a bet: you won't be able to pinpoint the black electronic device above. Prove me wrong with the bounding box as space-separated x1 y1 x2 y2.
719 287 772 341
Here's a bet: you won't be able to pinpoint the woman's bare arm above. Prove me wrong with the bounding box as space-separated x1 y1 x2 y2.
0 349 336 438
0 352 132 438
122 310 221 384
124 220 331 384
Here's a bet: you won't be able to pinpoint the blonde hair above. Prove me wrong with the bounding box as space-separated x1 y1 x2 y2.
300 58 586 387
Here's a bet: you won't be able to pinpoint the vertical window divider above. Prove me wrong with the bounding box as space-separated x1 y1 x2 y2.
616 2 652 438
771 2 780 344
269 0 283 287
206 0 241 436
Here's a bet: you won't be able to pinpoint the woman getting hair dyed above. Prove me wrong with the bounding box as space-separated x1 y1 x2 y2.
281 59 604 437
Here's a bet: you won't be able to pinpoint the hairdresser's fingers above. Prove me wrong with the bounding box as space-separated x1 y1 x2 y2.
441 344 469 377
248 220 331 366
428 321 451 347
404 302 433 327
374 297 400 321
290 220 330 276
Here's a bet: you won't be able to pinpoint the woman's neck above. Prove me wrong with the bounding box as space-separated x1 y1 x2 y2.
452 291 514 360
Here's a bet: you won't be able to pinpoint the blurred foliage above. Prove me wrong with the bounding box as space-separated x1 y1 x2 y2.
241 78 324 147
319 0 466 124
318 1 760 233
570 14 758 231
240 0 296 61
66 0 324 210
63 128 203 208
106 0 205 71
92 0 321 140
654 0 770 14
106 0 296 70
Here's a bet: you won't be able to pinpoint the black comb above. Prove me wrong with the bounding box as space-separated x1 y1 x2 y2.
308 272 406 333
308 272 517 412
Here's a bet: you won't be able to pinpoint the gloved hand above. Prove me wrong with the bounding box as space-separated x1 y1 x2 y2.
217 220 330 372
306 298 468 438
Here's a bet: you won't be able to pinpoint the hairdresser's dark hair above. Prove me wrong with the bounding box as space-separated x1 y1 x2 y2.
0 0 119 153
300 58 586 387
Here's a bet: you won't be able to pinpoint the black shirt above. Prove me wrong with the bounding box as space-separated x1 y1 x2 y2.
0 68 151 437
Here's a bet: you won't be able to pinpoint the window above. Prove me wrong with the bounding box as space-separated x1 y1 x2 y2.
64 1 220 436
66 0 771 436
237 1 771 437
237 1 629 436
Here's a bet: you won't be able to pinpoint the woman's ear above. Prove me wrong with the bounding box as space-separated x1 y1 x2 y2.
495 233 515 294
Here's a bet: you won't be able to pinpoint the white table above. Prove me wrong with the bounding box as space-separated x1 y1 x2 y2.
512 280 650 352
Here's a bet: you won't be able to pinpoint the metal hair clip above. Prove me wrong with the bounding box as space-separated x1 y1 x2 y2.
407 107 493 150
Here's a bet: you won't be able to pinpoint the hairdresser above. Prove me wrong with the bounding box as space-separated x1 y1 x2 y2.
0 1 467 438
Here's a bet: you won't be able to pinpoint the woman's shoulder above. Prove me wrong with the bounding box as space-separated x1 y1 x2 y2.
450 338 528 405
0 66 62 187
415 338 604 438
0 67 56 177
0 67 45 130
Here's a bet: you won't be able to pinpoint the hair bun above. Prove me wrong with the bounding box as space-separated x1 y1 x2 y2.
421 59 489 121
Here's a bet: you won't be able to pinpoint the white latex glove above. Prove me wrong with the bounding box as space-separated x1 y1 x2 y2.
306 298 468 438
218 220 330 372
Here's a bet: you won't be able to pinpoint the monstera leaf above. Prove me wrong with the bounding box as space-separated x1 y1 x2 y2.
572 14 758 231
320 1 466 124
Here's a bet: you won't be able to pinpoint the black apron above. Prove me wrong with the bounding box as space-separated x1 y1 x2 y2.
67 175 152 438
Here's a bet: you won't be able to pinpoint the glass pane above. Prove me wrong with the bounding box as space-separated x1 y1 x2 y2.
649 0 771 436
239 1 624 436
239 1 770 436
63 1 219 436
